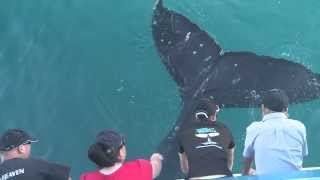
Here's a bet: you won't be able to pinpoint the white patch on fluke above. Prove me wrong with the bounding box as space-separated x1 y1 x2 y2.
204 56 212 62
185 32 191 41
232 77 241 85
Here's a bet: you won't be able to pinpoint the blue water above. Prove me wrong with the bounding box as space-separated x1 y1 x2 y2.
0 0 319 178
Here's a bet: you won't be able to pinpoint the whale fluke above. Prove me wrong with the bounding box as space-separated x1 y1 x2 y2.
151 0 320 179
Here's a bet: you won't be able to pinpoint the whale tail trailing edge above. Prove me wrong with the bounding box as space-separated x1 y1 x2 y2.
152 0 223 98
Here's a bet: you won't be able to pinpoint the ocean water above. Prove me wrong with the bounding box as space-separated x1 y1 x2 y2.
0 0 319 178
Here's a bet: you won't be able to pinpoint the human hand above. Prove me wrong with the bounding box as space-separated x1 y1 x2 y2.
150 153 163 161
242 168 256 176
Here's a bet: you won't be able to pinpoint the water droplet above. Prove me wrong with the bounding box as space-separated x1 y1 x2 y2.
116 86 124 92
204 56 212 62
129 100 135 104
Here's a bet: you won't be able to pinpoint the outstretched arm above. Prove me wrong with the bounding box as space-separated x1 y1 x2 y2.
178 152 189 175
227 147 235 171
242 157 255 175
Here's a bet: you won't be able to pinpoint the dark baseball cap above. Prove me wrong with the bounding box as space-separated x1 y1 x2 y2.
262 89 289 112
96 130 125 150
193 98 220 121
0 129 38 151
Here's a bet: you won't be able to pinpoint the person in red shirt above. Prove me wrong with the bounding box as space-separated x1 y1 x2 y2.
80 129 163 180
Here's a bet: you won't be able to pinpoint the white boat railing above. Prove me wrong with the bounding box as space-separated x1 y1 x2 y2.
231 167 320 177
176 167 320 180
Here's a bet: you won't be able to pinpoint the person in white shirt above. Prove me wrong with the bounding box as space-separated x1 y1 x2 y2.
242 89 308 175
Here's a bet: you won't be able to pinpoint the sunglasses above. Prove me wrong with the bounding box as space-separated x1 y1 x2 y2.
21 140 33 145
195 105 220 120
2 140 33 151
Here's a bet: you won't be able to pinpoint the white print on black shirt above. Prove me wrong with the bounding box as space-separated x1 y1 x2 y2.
195 128 223 149
1 168 24 180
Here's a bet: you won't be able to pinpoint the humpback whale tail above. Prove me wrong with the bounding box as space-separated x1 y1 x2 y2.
152 0 223 98
151 1 320 179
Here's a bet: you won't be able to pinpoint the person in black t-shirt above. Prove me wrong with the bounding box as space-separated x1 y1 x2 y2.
0 129 71 180
177 98 235 179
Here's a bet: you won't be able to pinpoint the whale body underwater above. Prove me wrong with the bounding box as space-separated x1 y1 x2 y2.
151 0 320 179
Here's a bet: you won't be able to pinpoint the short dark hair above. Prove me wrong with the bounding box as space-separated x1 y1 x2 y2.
88 143 120 168
262 89 289 112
